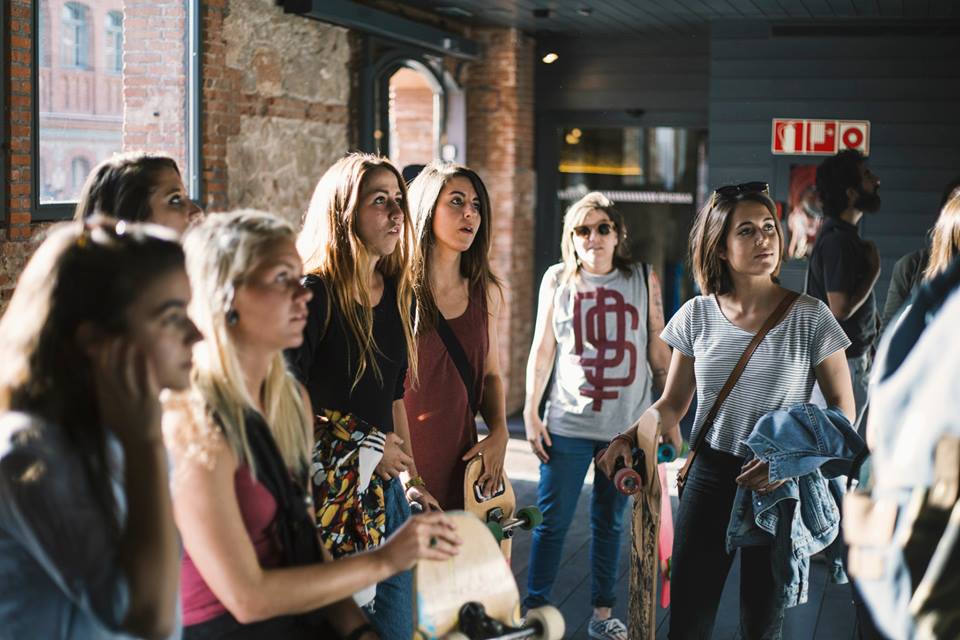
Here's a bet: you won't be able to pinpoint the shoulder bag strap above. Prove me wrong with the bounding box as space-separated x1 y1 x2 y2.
676 290 800 490
436 315 479 414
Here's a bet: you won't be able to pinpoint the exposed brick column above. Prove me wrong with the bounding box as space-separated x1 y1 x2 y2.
1 0 38 311
465 27 536 415
122 0 188 170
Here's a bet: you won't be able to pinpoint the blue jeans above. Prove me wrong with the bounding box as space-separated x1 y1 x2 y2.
365 477 412 640
523 432 628 610
669 445 784 640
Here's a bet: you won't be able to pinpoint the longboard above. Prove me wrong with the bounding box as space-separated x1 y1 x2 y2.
627 409 663 640
414 511 564 640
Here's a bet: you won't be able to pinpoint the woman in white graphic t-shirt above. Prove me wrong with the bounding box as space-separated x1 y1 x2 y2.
523 191 672 639
600 184 855 639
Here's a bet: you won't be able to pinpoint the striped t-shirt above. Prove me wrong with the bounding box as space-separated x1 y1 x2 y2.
661 292 850 457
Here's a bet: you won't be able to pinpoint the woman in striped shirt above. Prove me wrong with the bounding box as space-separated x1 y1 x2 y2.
600 183 854 639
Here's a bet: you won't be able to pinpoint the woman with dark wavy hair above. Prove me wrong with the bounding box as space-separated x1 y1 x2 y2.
0 218 201 639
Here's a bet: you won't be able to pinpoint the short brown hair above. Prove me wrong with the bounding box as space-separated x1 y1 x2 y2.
73 151 181 223
690 191 783 295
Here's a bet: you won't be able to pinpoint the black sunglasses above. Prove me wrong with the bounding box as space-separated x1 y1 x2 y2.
573 222 615 238
714 182 769 198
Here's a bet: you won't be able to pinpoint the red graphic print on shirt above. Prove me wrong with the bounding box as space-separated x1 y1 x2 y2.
573 287 639 411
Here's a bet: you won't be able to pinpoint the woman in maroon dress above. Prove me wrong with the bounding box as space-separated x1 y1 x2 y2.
404 163 509 510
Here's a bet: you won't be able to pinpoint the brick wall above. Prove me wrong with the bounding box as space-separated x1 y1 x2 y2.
2 0 38 309
204 0 352 223
123 0 188 170
464 27 536 414
389 67 435 169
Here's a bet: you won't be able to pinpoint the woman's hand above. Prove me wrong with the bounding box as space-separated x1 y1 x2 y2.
405 485 442 512
596 435 633 480
523 413 552 463
378 512 461 572
735 458 786 495
91 337 161 446
375 432 413 480
462 429 508 498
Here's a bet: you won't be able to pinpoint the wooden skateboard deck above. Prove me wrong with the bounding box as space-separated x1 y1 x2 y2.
628 409 663 640
463 456 516 559
415 511 522 638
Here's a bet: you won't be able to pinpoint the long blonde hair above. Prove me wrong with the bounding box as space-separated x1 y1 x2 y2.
182 210 311 475
407 162 501 337
924 193 960 281
559 191 634 285
297 153 417 387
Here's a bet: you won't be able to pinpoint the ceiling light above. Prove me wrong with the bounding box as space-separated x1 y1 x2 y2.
542 52 559 64
577 7 593 16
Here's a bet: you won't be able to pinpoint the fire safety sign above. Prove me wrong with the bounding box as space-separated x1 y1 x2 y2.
771 119 870 156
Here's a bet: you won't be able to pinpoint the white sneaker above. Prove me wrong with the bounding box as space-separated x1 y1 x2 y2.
588 616 628 640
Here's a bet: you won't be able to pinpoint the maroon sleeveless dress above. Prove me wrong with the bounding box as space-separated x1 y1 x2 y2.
405 283 488 510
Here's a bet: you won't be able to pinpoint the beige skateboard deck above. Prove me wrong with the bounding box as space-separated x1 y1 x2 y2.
414 511 565 640
463 456 516 559
628 408 663 640
415 511 521 637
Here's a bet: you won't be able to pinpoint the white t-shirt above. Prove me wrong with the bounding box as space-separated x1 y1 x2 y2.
661 293 850 457
544 263 653 442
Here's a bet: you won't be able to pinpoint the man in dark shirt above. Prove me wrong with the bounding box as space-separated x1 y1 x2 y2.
806 149 881 428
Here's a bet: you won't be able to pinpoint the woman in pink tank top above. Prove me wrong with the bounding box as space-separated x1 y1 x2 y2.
404 163 509 510
163 210 460 640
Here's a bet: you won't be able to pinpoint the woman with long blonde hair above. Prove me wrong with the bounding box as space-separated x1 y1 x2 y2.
403 162 508 510
166 210 457 639
290 153 438 640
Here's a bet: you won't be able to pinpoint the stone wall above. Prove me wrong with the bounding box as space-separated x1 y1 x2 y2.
203 0 352 224
464 27 536 414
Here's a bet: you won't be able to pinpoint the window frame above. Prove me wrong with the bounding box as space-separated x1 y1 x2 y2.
60 2 91 70
105 10 123 74
31 0 203 222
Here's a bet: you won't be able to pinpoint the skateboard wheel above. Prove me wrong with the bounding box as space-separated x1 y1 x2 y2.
516 506 543 529
614 468 641 495
525 605 565 640
485 520 504 542
658 443 677 463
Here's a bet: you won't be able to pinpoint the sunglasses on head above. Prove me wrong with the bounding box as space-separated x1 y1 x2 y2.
714 182 770 198
572 222 615 238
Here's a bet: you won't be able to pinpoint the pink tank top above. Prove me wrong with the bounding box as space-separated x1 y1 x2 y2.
181 463 283 625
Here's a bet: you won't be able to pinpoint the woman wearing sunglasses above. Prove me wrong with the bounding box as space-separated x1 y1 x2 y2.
598 183 855 638
522 191 671 639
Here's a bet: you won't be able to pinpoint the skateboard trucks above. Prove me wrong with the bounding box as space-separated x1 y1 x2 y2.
596 443 679 496
483 506 543 543
445 602 564 640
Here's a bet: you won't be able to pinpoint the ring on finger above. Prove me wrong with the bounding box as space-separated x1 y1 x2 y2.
429 536 438 548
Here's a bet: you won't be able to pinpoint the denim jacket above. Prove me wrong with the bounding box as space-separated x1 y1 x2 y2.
726 403 866 608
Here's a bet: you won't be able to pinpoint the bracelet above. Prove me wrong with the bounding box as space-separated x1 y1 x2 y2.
344 622 376 640
405 475 426 490
611 432 635 449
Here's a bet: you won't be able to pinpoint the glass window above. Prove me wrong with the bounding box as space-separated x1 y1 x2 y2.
71 157 91 192
38 1 51 67
105 11 122 73
61 3 90 69
39 1 198 207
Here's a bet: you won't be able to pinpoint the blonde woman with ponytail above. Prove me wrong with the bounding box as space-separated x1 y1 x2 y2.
165 210 458 640
289 153 437 640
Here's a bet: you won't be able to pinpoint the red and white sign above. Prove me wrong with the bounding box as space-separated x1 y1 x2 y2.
772 119 870 156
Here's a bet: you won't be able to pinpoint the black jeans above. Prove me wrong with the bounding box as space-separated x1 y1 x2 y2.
669 445 785 640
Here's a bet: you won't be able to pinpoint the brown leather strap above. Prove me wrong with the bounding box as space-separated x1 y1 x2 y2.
677 290 800 487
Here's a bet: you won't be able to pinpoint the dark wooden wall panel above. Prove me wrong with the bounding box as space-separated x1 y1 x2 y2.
708 21 960 306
